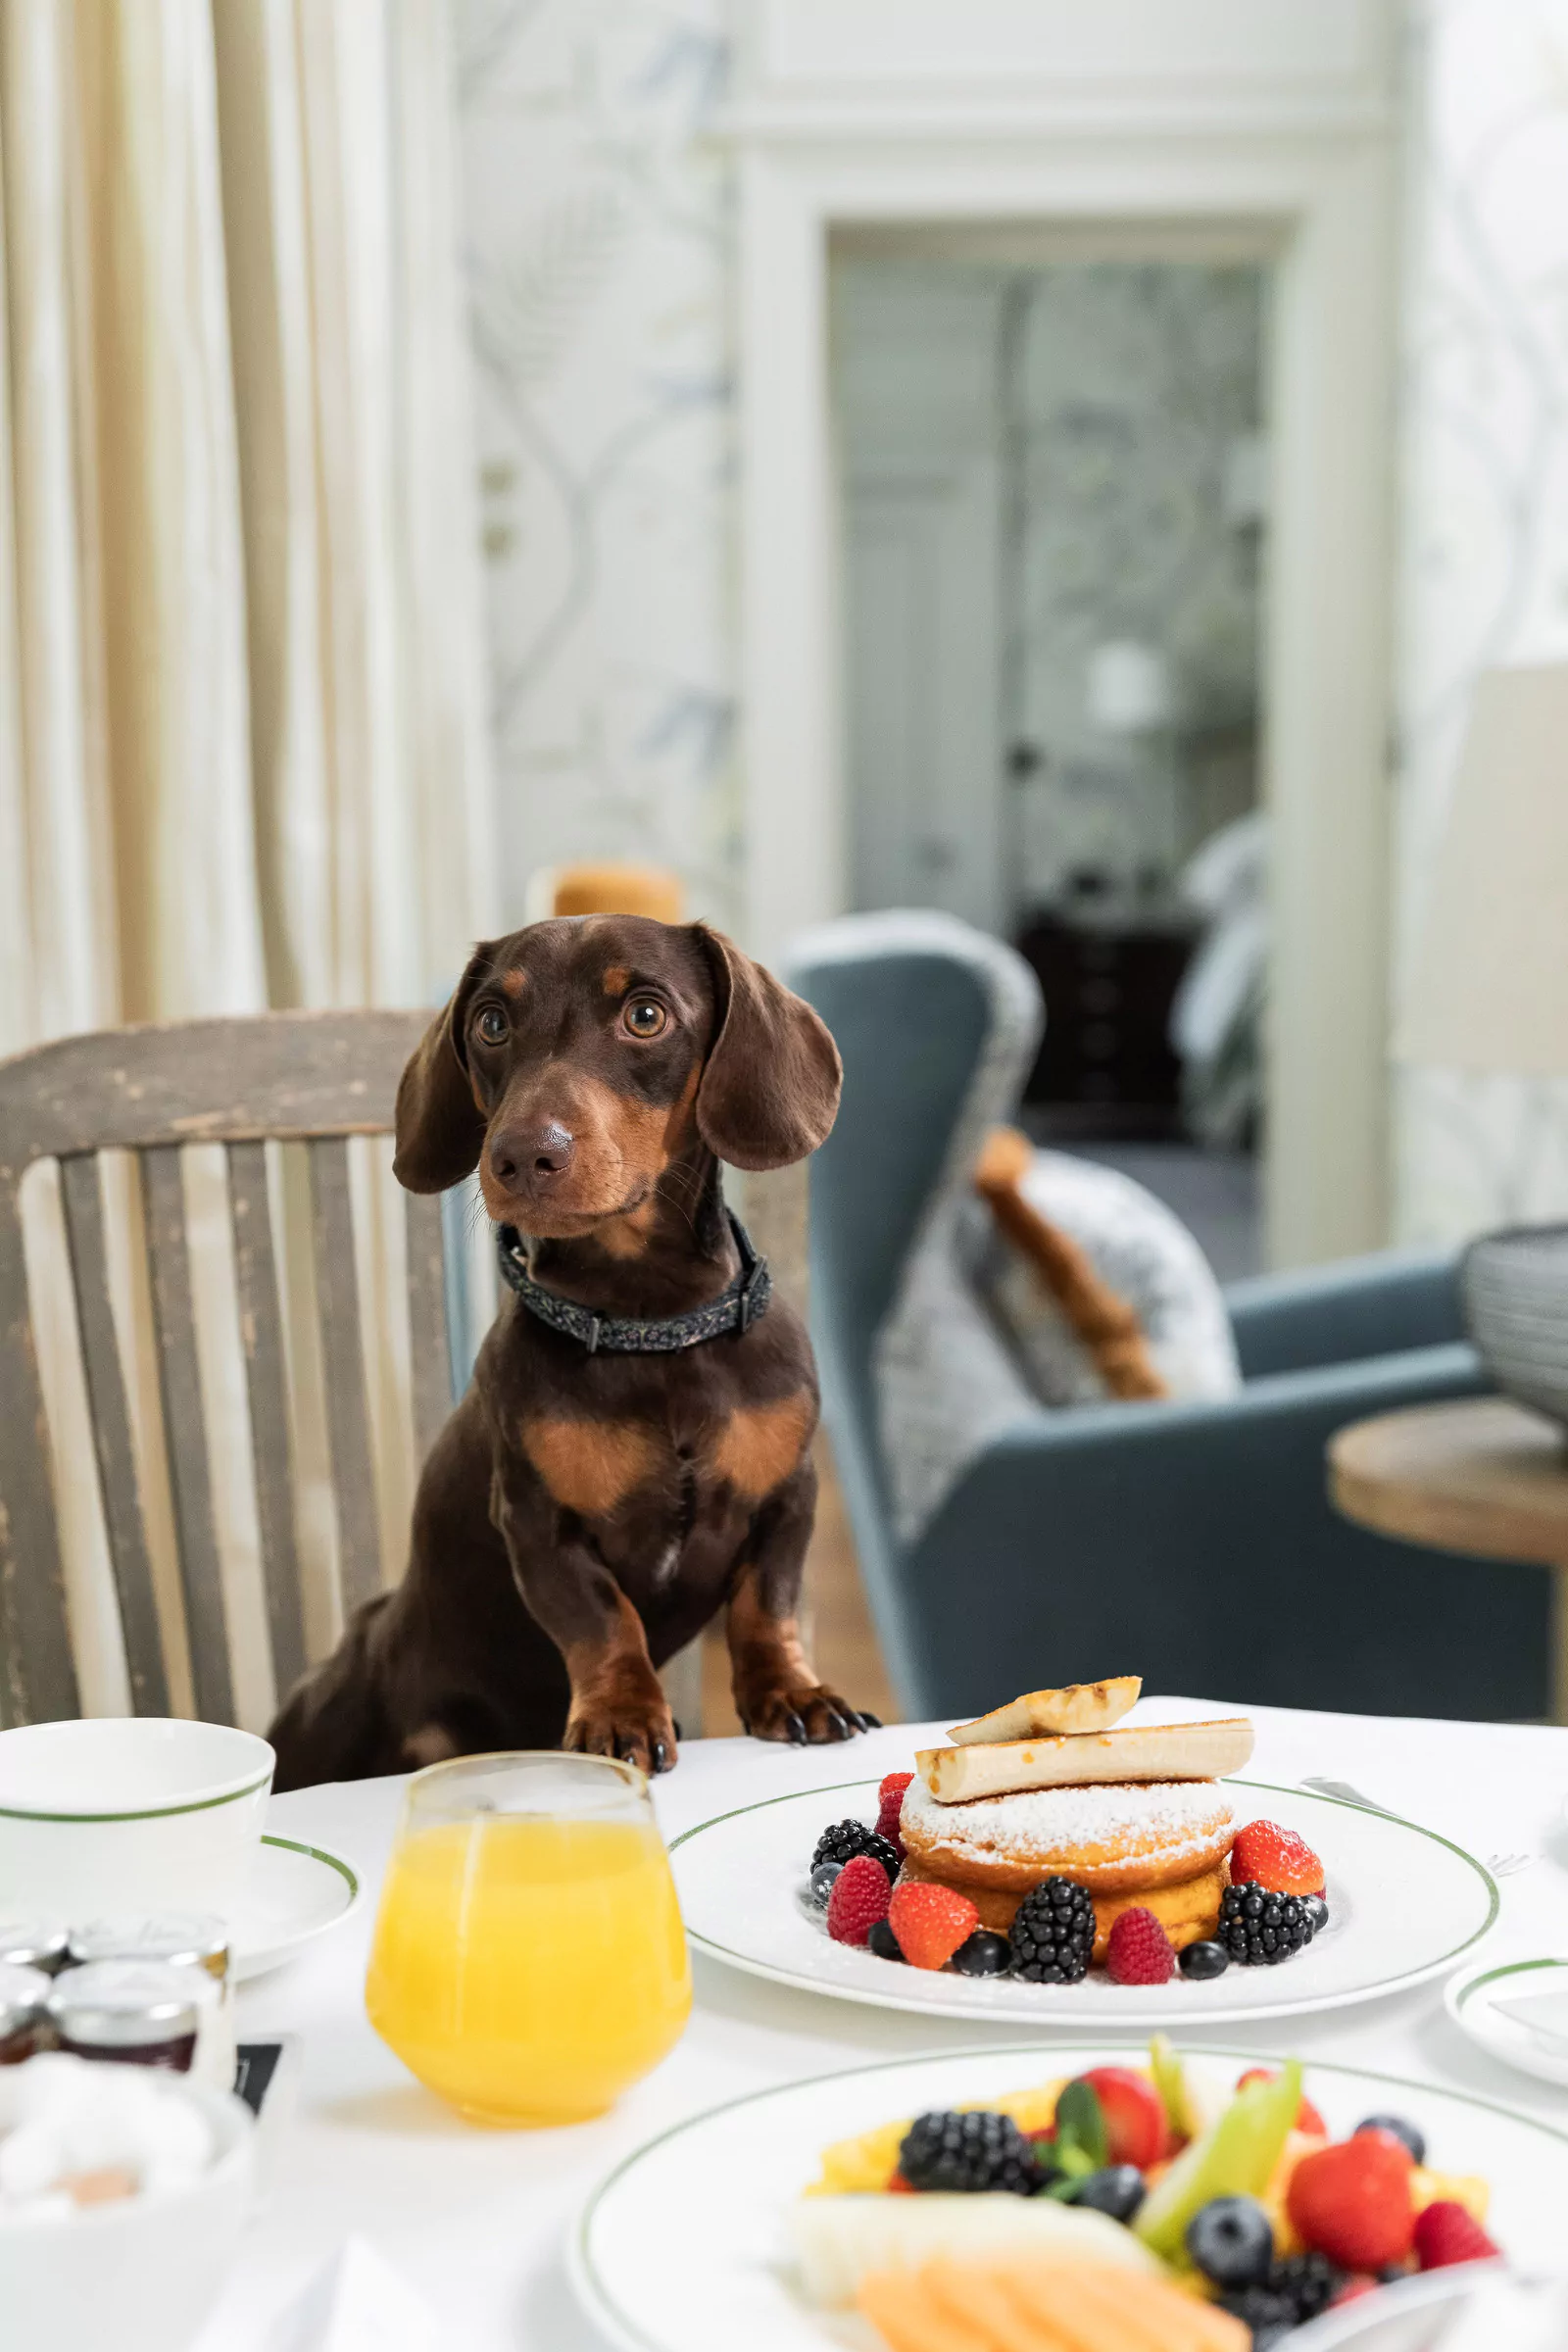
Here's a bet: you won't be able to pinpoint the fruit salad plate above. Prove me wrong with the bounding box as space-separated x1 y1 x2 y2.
572 2042 1568 2352
668 1779 1496 2027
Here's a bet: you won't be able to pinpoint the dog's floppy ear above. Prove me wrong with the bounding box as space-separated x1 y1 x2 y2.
392 951 489 1194
692 925 843 1171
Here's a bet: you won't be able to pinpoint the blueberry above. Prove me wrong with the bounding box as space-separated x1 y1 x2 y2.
1064 2165 1146 2224
808 1861 842 1909
1303 1893 1330 1934
1185 2194 1276 2288
1178 1938 1230 1981
866 1918 905 1963
950 1930 1011 1978
1356 2112 1426 2166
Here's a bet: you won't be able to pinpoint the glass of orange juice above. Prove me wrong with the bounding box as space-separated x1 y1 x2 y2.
365 1751 691 2126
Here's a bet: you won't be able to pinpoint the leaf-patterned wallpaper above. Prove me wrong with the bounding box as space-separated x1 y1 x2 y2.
456 0 739 928
1396 0 1568 1241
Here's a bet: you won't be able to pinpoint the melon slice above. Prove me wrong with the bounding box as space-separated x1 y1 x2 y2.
790 2192 1160 2310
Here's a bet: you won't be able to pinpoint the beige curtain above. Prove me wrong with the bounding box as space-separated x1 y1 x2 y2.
0 0 492 1721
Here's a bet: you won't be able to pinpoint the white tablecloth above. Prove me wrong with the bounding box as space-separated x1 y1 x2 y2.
195 1701 1568 2351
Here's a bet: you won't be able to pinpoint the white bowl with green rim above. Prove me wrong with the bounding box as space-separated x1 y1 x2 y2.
1446 1952 1568 2087
0 1720 273 1921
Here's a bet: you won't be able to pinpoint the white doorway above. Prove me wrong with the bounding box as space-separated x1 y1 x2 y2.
734 3 1401 1264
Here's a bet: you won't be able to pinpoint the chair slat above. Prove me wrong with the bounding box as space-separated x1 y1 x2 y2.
139 1145 235 1725
0 1197 80 1728
58 1155 170 1715
307 1139 382 1616
226 1142 308 1699
405 1190 452 1463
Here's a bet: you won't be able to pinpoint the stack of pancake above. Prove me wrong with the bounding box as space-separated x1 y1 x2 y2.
896 1678 1252 1961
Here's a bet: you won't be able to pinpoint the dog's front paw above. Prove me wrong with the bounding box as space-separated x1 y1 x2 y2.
736 1680 872 1746
564 1682 678 1776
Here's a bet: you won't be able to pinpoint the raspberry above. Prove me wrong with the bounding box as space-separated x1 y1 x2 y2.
825 1854 892 1945
1232 1820 1326 1896
875 1771 914 1856
1105 1907 1175 1985
886 1881 979 1971
1413 2200 1499 2271
1288 2135 1414 2271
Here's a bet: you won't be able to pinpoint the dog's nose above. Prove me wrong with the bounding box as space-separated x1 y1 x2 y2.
491 1121 574 1187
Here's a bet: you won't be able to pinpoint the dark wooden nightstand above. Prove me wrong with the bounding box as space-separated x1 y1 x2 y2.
1012 908 1196 1131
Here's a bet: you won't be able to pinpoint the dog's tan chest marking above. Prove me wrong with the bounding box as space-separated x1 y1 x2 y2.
710 1395 813 1499
522 1417 662 1515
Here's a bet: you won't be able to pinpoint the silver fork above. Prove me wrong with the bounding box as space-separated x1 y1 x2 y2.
1299 1776 1534 1879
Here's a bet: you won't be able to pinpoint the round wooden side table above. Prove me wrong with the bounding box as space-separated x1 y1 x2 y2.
1328 1396 1568 1724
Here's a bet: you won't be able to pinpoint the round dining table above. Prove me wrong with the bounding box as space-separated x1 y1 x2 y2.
194 1698 1568 2350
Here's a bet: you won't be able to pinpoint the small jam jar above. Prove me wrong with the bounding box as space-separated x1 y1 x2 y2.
0 1922 70 1976
0 1963 52 2064
66 1916 234 2090
47 1961 200 2073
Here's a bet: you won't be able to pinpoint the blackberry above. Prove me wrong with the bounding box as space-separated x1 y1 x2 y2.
898 2108 1043 2197
810 1820 900 1880
1217 2283 1296 2348
1008 1877 1096 1984
1218 1881 1316 1966
1268 2251 1343 2326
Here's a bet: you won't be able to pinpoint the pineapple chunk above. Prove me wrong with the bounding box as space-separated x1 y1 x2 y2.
1412 2167 1490 2224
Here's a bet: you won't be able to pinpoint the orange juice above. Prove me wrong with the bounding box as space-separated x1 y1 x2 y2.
366 1813 691 2123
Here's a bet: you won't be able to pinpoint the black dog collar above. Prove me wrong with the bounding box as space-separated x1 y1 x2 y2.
496 1210 772 1353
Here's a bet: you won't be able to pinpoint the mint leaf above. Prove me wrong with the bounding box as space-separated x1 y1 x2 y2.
1053 2079 1108 2172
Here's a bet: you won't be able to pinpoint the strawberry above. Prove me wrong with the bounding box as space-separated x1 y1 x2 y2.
1105 1908 1175 1985
1238 2067 1328 2137
876 1771 914 1856
1288 2134 1415 2270
1413 2200 1500 2271
1232 1820 1326 1896
1077 2066 1169 2168
886 1881 979 1971
826 1854 893 1945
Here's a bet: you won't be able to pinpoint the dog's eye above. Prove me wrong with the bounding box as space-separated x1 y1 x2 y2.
622 997 667 1040
473 1005 509 1047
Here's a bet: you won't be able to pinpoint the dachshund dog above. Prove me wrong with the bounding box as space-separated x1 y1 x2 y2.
267 915 874 1789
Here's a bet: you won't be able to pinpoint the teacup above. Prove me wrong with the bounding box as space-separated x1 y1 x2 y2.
0 1719 273 1922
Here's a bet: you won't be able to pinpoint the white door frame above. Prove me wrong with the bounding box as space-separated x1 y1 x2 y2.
733 41 1399 1267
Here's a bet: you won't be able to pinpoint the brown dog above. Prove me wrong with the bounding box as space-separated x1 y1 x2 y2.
267 915 873 1789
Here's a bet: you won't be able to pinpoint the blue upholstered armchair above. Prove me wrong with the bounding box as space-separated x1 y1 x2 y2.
783 913 1550 1725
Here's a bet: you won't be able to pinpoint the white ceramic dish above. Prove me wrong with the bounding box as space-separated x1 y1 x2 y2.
670 1777 1497 2028
0 2074 256 2352
0 1719 273 1918
573 2042 1568 2352
1446 1953 1568 2088
230 1835 360 1980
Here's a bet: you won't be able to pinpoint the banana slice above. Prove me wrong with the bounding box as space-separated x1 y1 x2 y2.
917 1718 1254 1803
949 1677 1142 1746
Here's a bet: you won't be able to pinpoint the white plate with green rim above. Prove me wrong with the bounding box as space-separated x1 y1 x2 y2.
229 1835 360 1980
571 2041 1566 2352
1446 1954 1568 2087
668 1778 1497 2028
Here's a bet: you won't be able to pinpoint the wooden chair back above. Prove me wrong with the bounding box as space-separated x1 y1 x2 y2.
0 1010 455 1731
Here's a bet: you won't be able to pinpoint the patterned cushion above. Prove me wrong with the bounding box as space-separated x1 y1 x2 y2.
977 1149 1241 1409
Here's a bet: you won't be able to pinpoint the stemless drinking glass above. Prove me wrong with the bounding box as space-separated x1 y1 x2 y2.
365 1752 691 2126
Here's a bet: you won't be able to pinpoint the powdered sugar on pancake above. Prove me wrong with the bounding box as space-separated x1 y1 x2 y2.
902 1773 1233 1873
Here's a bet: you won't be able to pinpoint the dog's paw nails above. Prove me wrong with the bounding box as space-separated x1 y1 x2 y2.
784 1710 808 1745
857 1711 882 1730
650 1739 671 1774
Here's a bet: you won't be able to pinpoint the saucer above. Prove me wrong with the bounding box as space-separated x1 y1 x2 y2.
230 1835 360 1981
1446 1954 1568 2087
